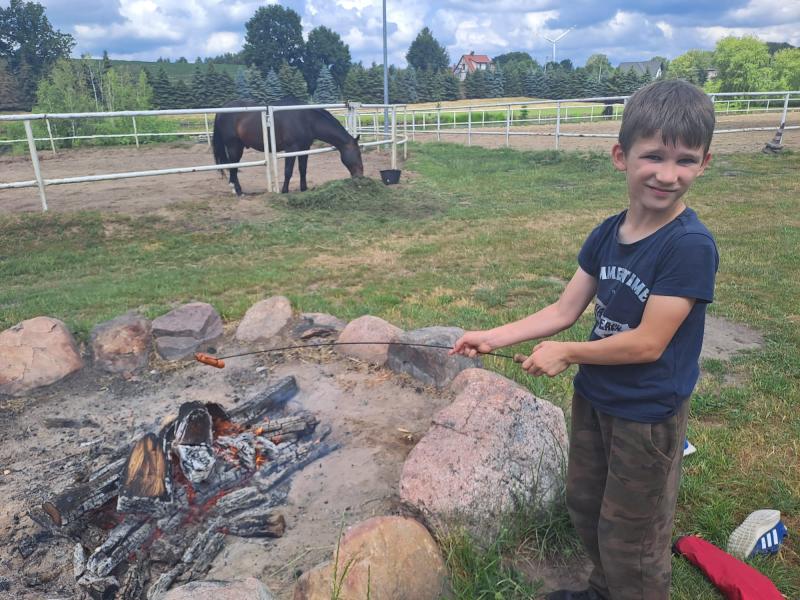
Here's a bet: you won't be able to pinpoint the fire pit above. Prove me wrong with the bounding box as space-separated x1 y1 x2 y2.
31 376 335 600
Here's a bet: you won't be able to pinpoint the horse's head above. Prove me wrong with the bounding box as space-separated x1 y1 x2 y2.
340 135 364 178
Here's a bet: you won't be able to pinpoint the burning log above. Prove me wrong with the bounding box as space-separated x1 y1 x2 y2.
42 458 125 527
172 402 215 483
117 433 173 515
228 376 298 425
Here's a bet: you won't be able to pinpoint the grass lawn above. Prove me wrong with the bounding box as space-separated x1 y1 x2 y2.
1 143 798 598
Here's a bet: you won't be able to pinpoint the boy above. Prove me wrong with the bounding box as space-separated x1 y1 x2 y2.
450 80 718 600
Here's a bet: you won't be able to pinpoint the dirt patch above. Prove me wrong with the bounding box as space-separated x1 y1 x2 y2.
0 344 453 599
0 142 398 214
701 315 764 362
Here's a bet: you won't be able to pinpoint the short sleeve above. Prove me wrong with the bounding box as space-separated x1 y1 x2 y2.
578 224 603 276
651 233 719 303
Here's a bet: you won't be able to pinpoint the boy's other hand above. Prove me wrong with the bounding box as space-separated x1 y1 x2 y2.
521 341 571 377
450 331 493 358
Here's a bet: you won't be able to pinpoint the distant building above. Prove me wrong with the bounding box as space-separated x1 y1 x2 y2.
453 51 494 81
617 59 665 79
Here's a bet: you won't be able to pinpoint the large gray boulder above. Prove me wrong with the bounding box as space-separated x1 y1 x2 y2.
400 368 568 539
293 516 449 600
0 316 84 396
387 326 481 388
151 302 223 360
90 312 151 374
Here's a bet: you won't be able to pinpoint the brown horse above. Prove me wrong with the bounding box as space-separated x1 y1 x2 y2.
212 98 363 195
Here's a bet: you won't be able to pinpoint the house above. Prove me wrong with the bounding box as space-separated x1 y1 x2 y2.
617 59 664 79
453 51 494 81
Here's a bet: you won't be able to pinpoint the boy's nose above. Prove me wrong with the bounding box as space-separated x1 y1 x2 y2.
655 163 678 185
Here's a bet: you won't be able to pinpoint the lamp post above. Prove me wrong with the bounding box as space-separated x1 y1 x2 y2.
382 0 389 135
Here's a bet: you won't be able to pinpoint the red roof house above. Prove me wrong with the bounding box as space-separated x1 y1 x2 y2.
453 51 494 81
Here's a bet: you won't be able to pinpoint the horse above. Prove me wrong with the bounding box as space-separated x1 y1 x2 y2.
212 98 363 195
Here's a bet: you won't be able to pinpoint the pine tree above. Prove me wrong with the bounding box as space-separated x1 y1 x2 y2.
343 63 367 101
191 64 209 108
490 65 505 97
439 70 461 101
405 67 418 103
172 80 192 109
0 58 22 109
149 66 173 109
464 70 489 99
278 63 308 102
364 64 385 103
313 65 339 103
235 67 250 99
264 69 284 104
245 66 269 103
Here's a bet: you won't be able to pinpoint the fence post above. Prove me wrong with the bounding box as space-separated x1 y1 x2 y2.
403 107 408 160
411 109 416 141
555 101 561 150
204 113 211 146
260 109 273 194
24 120 48 212
779 92 790 127
45 118 56 155
391 105 397 169
505 106 510 147
132 116 140 148
453 110 456 128
269 106 280 193
436 106 440 142
468 107 472 146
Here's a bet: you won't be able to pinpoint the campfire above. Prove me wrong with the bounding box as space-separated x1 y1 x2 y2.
31 376 335 600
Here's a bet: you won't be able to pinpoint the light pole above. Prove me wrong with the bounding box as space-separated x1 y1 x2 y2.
382 0 389 135
542 26 574 64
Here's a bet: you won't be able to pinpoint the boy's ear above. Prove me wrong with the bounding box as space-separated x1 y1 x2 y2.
611 143 627 171
698 152 712 175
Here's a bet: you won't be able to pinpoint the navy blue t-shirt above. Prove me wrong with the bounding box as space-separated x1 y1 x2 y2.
573 207 719 423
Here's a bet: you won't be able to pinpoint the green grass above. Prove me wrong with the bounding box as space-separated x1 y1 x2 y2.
1 143 799 598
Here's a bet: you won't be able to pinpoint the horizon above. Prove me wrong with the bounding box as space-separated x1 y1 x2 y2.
32 0 799 69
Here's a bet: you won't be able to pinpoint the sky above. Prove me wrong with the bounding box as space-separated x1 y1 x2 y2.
25 0 800 68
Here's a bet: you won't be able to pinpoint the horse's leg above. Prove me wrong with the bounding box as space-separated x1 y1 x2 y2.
282 156 296 194
298 155 309 192
227 140 245 196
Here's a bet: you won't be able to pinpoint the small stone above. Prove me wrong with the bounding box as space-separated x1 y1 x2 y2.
3 469 10 475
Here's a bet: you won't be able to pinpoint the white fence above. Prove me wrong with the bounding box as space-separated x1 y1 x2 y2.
0 103 407 211
1 91 797 211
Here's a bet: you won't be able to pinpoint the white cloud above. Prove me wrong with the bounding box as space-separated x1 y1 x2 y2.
204 32 243 55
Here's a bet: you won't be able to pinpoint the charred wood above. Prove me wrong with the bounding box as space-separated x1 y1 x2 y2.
225 509 286 538
212 484 288 518
118 558 147 600
118 434 173 515
74 542 87 580
173 403 215 484
228 376 298 425
86 516 156 578
43 462 122 527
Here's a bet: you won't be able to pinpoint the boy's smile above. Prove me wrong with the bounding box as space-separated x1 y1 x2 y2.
612 132 711 217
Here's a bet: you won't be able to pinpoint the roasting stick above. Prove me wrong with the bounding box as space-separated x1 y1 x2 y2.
195 341 527 369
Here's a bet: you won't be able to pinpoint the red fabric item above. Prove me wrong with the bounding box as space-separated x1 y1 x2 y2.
673 535 784 600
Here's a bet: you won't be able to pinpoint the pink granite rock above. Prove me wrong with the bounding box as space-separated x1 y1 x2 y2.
90 312 151 374
0 316 84 396
162 577 274 600
293 516 448 600
400 368 568 539
335 315 402 365
235 296 293 344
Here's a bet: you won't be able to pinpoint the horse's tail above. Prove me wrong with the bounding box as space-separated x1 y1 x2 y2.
211 115 229 177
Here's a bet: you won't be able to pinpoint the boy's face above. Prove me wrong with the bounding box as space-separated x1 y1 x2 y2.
611 132 711 215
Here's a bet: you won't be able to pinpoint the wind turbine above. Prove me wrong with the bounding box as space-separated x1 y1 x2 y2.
542 26 575 64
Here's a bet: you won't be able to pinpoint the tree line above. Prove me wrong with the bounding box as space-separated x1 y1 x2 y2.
2 0 798 116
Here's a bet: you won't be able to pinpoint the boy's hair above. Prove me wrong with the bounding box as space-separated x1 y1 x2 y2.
618 80 715 154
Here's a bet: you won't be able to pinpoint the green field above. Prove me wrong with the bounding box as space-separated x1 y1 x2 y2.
1 143 798 598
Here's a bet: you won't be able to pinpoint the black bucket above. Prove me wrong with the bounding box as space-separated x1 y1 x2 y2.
380 169 401 185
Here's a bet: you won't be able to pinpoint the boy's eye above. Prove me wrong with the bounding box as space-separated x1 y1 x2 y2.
644 154 661 160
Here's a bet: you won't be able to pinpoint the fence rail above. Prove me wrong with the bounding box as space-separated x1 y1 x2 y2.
0 103 407 211
1 91 797 211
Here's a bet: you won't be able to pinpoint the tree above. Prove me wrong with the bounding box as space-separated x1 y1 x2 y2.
492 51 535 68
149 65 174 109
244 65 269 103
464 70 489 99
0 0 74 107
406 27 449 71
707 36 771 93
523 69 547 98
303 26 351 92
313 65 339 103
0 58 23 109
278 63 308 102
772 48 800 90
34 58 94 114
584 53 612 81
242 5 304 74
264 69 284 104
343 63 368 101
488 65 504 97
439 70 461 101
191 64 209 108
667 49 714 85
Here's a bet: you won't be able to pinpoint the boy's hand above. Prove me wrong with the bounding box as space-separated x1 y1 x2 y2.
521 341 571 377
450 331 493 358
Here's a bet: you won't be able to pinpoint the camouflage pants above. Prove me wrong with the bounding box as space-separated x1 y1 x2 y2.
566 393 689 600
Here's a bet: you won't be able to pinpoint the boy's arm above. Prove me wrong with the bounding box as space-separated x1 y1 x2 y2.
451 267 597 357
522 294 695 376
